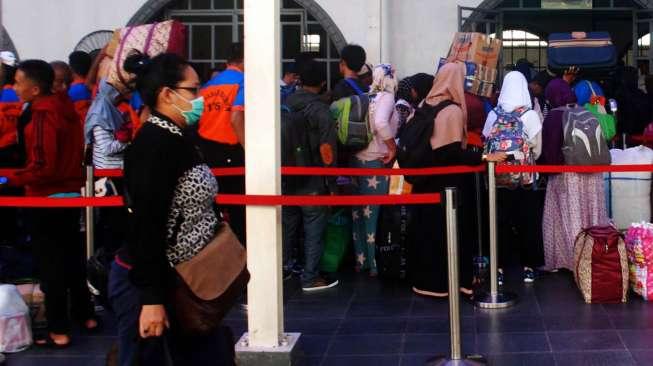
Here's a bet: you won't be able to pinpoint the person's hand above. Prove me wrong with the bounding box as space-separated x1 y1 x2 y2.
485 152 508 163
139 305 169 338
382 139 397 165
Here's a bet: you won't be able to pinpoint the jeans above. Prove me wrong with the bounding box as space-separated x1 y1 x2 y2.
108 261 236 366
282 197 328 286
350 158 390 274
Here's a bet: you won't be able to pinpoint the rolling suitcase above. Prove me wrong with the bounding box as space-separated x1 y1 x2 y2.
547 32 616 73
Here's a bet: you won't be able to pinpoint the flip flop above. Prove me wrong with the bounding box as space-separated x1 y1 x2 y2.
33 332 71 349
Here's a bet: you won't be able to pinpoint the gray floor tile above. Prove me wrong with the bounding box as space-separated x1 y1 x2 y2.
476 332 549 354
328 334 402 355
320 355 400 366
548 330 624 351
619 329 653 350
554 350 636 366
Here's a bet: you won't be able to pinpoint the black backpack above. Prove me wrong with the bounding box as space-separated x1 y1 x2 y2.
396 100 457 185
281 104 317 192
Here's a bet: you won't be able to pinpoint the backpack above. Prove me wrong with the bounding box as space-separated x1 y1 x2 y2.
330 79 372 152
484 106 534 188
574 225 628 304
281 104 317 192
579 80 616 141
396 100 457 185
559 105 611 165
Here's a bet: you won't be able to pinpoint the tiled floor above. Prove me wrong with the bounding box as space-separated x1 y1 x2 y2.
5 268 653 366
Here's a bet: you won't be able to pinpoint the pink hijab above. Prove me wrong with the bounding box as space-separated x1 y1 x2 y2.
426 62 468 149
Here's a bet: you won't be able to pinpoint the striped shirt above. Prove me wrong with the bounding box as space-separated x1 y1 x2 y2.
92 126 127 169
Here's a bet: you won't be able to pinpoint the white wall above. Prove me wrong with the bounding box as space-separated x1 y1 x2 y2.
3 0 486 74
4 0 147 61
316 0 484 77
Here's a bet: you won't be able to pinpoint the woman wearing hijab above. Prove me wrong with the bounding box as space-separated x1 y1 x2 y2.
351 64 398 276
409 63 505 297
539 79 609 271
395 73 434 130
482 71 544 284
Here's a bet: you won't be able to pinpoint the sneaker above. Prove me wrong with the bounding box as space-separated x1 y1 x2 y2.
497 269 504 286
523 267 536 283
302 277 339 292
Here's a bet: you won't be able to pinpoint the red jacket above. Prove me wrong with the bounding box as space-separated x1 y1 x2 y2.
8 93 84 196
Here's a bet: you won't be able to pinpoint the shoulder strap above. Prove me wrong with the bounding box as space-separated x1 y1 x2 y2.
345 78 365 96
586 80 596 97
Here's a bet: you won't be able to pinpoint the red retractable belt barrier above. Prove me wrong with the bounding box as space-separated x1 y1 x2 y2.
0 193 441 208
494 164 653 174
94 166 487 178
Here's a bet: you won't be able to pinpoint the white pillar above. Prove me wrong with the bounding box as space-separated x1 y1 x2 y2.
244 0 283 349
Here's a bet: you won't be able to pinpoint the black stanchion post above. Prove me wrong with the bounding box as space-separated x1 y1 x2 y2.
427 187 486 366
475 162 517 309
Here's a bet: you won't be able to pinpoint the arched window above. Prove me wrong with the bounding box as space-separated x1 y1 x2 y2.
161 0 344 87
490 29 548 71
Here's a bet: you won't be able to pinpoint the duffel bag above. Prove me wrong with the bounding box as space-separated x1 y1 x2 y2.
107 20 186 94
548 32 616 72
573 225 628 304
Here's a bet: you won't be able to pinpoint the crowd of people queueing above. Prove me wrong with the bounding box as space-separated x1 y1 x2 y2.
0 39 650 365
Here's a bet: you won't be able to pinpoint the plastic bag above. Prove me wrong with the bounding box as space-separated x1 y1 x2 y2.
0 284 32 352
626 223 653 301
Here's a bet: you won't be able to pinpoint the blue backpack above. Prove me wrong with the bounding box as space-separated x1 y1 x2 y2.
484 106 535 188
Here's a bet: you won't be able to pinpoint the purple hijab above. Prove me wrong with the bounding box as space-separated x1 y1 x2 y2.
539 79 577 165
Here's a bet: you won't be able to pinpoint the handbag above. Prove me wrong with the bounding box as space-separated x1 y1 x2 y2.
170 222 249 335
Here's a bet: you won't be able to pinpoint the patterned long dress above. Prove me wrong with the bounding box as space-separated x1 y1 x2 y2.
542 172 609 271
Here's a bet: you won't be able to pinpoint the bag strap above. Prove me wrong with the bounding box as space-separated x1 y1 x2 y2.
586 80 596 97
115 26 136 90
143 22 159 55
345 78 365 96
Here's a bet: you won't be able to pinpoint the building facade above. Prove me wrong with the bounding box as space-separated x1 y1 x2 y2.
4 0 653 82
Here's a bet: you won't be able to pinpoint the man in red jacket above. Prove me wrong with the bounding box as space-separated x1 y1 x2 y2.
6 60 96 348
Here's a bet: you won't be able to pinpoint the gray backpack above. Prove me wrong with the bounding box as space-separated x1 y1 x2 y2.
559 104 611 165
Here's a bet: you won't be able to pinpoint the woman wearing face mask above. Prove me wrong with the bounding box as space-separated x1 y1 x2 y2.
108 53 235 365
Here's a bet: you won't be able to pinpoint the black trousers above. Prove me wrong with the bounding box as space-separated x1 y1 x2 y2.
29 208 94 333
497 187 546 269
197 138 246 245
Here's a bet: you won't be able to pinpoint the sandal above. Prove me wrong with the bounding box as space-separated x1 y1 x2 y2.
80 317 103 334
34 332 71 349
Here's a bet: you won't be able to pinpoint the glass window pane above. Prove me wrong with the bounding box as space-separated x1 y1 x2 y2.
283 0 302 9
238 24 244 42
214 25 233 60
306 23 327 58
213 0 233 9
171 0 190 9
192 62 213 84
236 0 243 9
174 15 233 23
190 0 211 9
191 25 212 60
281 14 302 22
282 24 302 59
329 61 341 89
329 37 339 58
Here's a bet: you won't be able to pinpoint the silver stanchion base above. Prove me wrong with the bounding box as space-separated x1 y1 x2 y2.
474 291 518 309
426 355 487 365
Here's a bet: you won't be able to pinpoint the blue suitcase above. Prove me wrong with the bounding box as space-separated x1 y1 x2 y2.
547 32 617 71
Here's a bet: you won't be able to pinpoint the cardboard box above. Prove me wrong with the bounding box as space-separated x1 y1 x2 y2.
437 58 497 98
448 32 502 70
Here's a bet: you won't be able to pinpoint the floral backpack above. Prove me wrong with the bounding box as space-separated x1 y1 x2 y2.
484 106 534 188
